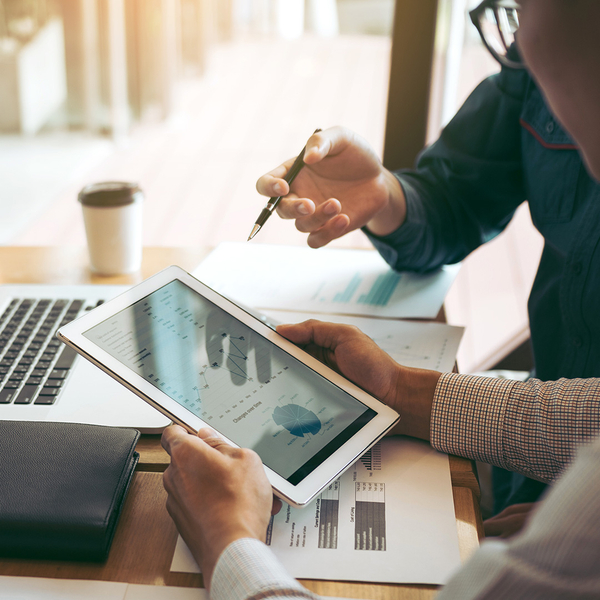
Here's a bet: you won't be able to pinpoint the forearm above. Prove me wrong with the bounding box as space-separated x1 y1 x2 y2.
364 72 528 274
430 373 600 482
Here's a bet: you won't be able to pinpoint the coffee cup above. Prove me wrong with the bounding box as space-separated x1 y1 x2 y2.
79 181 143 275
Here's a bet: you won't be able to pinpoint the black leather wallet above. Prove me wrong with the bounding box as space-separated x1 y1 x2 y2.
0 421 140 561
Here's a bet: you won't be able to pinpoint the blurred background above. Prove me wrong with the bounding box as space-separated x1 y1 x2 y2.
0 0 542 374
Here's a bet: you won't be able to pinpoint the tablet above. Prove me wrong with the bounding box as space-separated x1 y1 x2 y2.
57 266 400 507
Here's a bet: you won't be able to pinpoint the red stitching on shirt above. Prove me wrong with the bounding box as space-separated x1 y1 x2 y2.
519 119 578 150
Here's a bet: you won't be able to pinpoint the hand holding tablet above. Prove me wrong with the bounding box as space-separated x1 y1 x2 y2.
58 266 399 507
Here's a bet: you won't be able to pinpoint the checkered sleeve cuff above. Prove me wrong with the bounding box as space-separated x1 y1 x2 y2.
431 373 600 482
211 538 319 600
430 372 517 471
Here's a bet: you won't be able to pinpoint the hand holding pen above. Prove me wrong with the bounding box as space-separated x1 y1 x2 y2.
248 129 322 241
253 126 404 248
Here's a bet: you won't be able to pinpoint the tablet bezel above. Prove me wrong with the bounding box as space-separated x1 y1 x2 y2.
57 266 400 507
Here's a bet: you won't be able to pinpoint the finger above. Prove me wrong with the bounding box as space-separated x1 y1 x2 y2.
161 424 190 454
277 320 359 350
196 427 238 455
493 503 535 516
276 196 316 220
306 214 351 248
294 199 342 233
256 173 289 198
483 517 524 539
302 126 351 165
256 161 295 197
483 517 506 537
271 496 283 516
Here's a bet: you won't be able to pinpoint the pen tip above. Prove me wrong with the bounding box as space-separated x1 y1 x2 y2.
248 224 260 241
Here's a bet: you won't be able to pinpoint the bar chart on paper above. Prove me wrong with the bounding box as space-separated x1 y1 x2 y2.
355 482 386 551
194 243 461 319
318 479 340 549
333 271 402 307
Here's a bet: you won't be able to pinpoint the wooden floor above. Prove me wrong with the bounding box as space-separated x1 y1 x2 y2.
14 35 389 252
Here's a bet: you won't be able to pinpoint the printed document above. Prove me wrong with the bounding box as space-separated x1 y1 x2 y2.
193 243 460 319
171 438 462 585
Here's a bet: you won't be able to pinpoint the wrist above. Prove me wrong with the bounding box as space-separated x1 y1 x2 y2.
365 170 407 236
197 525 264 589
391 366 440 441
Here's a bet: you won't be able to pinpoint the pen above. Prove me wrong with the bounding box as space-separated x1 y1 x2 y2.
247 128 322 241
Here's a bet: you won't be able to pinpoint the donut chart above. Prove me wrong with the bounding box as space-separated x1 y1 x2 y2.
273 404 322 437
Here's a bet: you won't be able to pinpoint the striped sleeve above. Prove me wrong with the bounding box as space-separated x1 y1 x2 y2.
430 373 600 482
210 538 318 600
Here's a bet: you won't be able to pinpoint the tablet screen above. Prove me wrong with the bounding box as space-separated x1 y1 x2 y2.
83 280 376 484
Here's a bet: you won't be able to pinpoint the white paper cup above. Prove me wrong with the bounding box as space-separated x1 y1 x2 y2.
79 182 143 275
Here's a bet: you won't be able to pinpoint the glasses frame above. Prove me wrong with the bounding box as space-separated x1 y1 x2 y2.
469 0 525 69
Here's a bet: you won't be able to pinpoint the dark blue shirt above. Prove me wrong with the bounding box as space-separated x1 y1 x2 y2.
367 64 600 382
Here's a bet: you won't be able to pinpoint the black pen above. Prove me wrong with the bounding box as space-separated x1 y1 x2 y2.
248 128 321 241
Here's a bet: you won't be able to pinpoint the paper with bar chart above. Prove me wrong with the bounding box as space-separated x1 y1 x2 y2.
171 437 461 585
193 243 460 319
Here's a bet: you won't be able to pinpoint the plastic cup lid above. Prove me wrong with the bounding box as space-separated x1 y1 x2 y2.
78 181 143 207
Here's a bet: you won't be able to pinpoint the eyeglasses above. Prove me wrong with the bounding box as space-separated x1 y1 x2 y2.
469 0 524 69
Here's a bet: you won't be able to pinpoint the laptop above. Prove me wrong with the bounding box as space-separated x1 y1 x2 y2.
0 284 169 433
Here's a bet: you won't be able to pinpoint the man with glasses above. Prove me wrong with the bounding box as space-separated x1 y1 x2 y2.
161 1 600 598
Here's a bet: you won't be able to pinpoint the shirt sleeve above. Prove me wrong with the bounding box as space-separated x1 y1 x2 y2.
364 64 531 273
437 435 600 600
210 538 318 600
430 373 600 482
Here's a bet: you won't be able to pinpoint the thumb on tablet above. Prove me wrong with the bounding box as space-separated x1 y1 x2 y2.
197 427 237 455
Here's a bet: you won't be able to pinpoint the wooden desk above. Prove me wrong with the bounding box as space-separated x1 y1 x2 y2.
0 247 482 599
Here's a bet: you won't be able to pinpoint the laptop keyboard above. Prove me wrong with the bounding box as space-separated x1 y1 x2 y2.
0 298 103 405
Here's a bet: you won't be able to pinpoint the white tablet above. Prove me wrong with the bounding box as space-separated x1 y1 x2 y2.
57 266 400 507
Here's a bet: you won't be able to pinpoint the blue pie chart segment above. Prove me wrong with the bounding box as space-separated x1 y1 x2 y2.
273 404 322 437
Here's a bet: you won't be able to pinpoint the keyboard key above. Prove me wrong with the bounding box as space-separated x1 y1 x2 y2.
26 377 43 386
68 300 84 312
32 368 47 377
39 387 60 396
54 346 78 370
0 388 17 403
43 379 63 388
14 385 38 404
48 369 68 379
34 395 56 405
